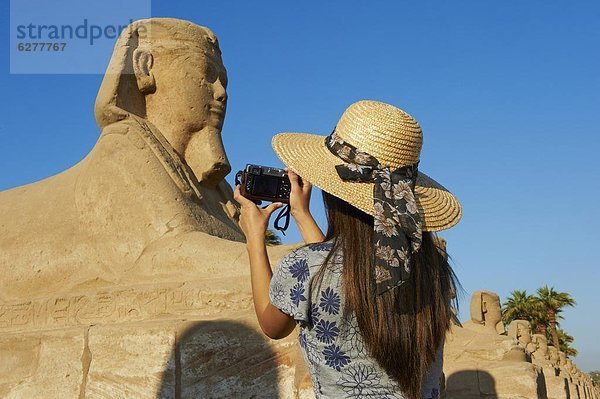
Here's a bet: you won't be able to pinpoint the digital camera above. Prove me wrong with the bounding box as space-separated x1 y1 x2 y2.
235 164 291 204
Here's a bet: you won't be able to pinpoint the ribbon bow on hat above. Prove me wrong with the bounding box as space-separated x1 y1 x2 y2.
325 129 423 295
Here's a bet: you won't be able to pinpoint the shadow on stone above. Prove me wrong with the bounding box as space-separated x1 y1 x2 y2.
157 320 281 399
445 370 497 399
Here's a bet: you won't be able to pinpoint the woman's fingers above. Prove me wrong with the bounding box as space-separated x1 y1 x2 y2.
233 184 256 208
286 168 299 186
286 168 304 193
299 175 312 192
263 202 284 216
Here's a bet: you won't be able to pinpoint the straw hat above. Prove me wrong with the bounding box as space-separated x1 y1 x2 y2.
271 100 462 232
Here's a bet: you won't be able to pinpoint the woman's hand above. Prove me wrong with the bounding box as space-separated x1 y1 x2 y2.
285 167 313 218
285 168 326 243
233 184 284 244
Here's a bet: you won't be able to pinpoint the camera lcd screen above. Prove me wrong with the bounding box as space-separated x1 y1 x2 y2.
252 175 278 197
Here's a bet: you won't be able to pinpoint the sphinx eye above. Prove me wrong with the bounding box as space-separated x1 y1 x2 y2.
220 73 228 88
202 63 217 83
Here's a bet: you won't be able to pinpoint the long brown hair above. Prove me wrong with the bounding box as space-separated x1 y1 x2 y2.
309 190 461 399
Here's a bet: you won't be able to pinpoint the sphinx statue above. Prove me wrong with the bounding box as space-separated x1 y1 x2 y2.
530 334 577 398
443 290 546 398
0 18 309 398
548 346 560 367
545 344 581 399
507 319 536 354
557 350 583 399
531 333 550 363
558 351 570 374
565 359 577 376
0 18 249 302
462 290 505 335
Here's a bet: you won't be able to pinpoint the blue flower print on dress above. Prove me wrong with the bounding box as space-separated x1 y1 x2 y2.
271 281 286 306
299 328 308 350
269 239 445 397
308 303 320 326
339 315 368 357
290 282 307 307
320 287 341 315
288 258 309 282
315 319 340 344
337 363 390 398
308 241 335 252
323 344 351 371
300 328 321 366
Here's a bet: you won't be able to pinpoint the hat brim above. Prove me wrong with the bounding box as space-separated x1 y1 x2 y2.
272 132 462 232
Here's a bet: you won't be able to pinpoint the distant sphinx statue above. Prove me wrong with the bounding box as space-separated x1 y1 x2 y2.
565 359 576 375
443 290 546 399
548 346 560 367
507 320 536 354
558 351 568 369
531 333 550 363
0 18 245 301
530 334 574 399
558 352 582 398
463 290 505 335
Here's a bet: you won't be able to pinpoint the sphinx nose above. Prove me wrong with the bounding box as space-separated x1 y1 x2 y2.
213 78 227 103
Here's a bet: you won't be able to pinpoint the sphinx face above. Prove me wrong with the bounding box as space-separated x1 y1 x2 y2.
548 347 559 363
482 292 502 327
178 51 228 132
558 352 567 366
534 335 548 356
147 44 231 187
517 323 532 345
180 52 232 186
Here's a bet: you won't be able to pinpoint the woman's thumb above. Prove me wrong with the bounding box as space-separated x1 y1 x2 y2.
265 202 284 215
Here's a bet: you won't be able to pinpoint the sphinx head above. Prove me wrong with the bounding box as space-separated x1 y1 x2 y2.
95 18 230 187
470 290 503 331
532 333 548 357
508 320 532 346
558 351 567 366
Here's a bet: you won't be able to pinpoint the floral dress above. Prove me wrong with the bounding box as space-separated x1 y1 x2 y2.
269 238 444 399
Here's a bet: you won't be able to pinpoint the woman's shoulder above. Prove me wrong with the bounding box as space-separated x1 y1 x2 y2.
282 238 337 261
304 239 342 267
306 239 335 253
274 239 341 289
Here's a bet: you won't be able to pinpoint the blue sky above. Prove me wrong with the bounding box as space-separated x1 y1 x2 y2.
1 1 599 371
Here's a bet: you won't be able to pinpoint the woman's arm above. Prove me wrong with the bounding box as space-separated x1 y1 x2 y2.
286 168 325 244
294 212 326 244
245 237 297 339
233 185 296 339
233 168 323 339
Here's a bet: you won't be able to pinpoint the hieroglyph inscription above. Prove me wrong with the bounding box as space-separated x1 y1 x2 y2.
0 286 252 333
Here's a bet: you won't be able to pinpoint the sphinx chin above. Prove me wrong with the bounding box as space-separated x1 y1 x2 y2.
184 130 231 188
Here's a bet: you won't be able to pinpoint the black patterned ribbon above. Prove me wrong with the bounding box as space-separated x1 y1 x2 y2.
324 129 423 295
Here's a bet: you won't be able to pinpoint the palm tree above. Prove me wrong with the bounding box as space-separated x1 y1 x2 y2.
536 286 576 349
502 290 548 334
552 327 577 357
529 304 550 337
502 290 536 325
264 229 282 246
